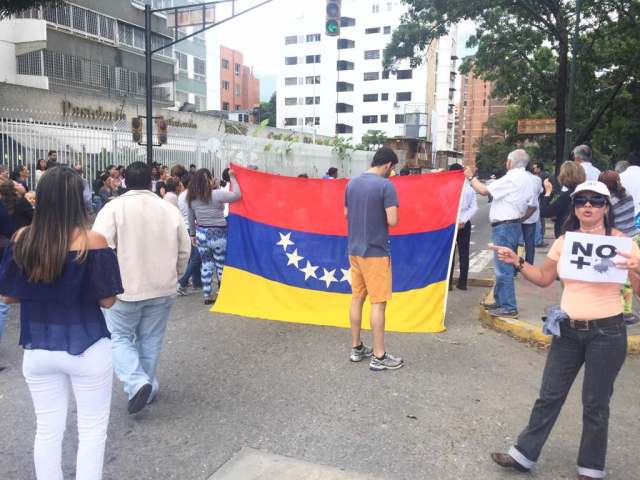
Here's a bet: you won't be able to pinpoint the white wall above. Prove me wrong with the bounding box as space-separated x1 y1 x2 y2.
0 19 48 88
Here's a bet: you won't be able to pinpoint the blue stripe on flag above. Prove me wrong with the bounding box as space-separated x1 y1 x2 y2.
225 214 455 294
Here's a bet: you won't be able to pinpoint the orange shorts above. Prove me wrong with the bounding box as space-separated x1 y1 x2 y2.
349 255 392 304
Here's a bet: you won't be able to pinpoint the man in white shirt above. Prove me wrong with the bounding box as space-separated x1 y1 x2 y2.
521 170 543 265
572 145 600 181
94 162 191 415
620 151 640 218
448 163 478 291
464 149 534 318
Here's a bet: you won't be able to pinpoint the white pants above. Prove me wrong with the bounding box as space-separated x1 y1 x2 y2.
23 338 113 480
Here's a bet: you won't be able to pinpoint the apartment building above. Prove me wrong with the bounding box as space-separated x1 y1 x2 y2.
2 0 176 104
457 64 508 165
218 46 260 114
277 0 428 144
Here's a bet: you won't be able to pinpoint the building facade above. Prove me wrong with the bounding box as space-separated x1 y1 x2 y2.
276 0 428 144
456 65 508 166
218 46 260 114
425 28 460 165
1 0 176 105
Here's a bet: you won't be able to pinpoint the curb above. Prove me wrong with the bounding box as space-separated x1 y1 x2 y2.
479 292 640 354
453 277 494 288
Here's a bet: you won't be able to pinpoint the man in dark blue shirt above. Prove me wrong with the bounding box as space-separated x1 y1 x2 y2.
344 147 403 371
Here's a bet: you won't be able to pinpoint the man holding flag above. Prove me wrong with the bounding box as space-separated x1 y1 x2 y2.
345 147 404 371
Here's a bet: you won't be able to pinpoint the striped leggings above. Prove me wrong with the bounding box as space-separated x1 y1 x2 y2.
196 226 228 297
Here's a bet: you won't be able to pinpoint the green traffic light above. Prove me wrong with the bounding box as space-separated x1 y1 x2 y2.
326 19 339 35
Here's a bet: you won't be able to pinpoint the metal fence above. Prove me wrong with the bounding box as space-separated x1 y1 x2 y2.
0 109 369 188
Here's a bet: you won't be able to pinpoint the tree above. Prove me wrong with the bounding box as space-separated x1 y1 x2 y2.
384 0 637 173
0 0 60 18
257 92 276 128
358 130 388 151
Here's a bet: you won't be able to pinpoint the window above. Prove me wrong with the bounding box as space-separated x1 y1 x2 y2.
285 97 297 106
395 114 405 124
284 117 297 126
221 80 230 90
387 2 392 11
336 103 353 113
305 96 320 105
285 56 298 65
382 70 390 79
364 50 380 60
235 105 241 111
193 58 206 79
372 4 380 13
306 33 321 42
341 17 356 27
235 85 241 96
306 54 321 64
396 92 412 101
177 52 187 70
337 60 354 71
365 27 380 34
336 123 353 134
221 59 229 69
381 115 388 123
223 102 230 111
337 38 355 49
383 26 391 34
306 75 321 84
234 63 241 75
364 72 379 81
362 115 378 124
285 77 297 86
336 81 354 92
285 35 298 45
305 117 320 126
396 69 412 79
381 93 389 101
363 94 379 102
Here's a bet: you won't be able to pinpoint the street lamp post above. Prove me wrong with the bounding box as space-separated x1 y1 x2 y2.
143 0 274 165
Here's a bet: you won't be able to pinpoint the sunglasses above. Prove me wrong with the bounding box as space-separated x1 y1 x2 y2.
573 195 607 208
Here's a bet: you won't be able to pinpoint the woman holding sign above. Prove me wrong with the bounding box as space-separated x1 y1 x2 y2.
489 180 640 480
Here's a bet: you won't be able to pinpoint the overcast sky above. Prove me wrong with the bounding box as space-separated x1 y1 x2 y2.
206 0 478 101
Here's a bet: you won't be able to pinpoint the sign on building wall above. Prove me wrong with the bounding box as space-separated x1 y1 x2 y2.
167 5 215 28
517 118 556 135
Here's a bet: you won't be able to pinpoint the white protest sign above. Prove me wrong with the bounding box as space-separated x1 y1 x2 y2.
559 232 632 284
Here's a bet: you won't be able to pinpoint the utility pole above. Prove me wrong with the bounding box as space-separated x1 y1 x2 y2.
563 0 582 162
143 0 274 165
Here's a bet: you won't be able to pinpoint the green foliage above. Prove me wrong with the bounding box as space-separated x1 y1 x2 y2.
359 130 388 151
257 92 276 128
0 0 60 18
332 136 354 162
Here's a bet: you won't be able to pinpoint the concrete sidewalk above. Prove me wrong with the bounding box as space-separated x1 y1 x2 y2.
479 245 640 352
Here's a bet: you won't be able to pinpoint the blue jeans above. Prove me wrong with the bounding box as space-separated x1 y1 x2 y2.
521 222 537 265
178 245 202 289
492 223 521 312
104 296 176 400
535 218 544 245
0 300 9 340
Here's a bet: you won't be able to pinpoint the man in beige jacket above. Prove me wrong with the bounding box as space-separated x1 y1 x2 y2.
94 162 191 414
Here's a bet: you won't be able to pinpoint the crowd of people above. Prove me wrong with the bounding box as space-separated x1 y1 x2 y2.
0 145 640 479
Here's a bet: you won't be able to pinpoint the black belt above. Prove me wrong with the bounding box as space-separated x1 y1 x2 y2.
199 225 227 229
564 314 623 331
491 219 521 228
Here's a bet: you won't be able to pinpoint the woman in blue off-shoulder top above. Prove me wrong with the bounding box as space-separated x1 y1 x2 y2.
0 166 123 480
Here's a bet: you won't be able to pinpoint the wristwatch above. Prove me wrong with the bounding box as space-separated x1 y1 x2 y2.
514 256 525 272
467 175 476 182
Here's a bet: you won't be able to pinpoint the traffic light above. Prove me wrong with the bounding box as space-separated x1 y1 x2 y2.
326 0 341 37
156 117 168 145
131 116 142 144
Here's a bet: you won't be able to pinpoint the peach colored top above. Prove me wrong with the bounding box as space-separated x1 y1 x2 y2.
548 231 640 320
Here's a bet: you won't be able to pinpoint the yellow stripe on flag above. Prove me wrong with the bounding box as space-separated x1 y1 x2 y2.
212 267 447 333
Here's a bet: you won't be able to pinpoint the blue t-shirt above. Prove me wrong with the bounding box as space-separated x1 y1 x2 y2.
0 245 123 355
345 173 399 257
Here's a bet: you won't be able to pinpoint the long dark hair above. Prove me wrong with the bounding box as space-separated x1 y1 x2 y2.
0 180 19 215
562 197 614 236
187 168 213 206
13 166 89 282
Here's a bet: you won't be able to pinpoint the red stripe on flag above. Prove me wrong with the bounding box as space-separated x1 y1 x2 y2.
228 164 464 236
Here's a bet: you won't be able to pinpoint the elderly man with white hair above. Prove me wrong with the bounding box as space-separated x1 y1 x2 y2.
464 149 535 318
573 145 600 181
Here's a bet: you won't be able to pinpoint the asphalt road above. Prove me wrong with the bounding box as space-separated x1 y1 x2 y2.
2 198 640 480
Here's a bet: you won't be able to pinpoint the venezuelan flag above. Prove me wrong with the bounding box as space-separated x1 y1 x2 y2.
213 164 465 333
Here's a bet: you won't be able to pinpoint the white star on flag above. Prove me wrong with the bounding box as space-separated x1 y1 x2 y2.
286 249 304 268
340 268 352 286
300 261 319 281
276 232 294 251
319 268 337 289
